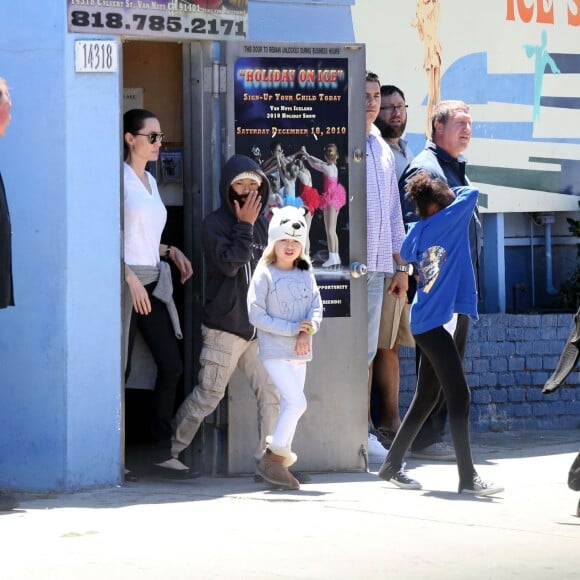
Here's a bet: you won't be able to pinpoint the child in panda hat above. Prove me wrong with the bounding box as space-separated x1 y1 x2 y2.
247 205 323 489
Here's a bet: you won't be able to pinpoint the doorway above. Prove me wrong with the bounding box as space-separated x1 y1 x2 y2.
120 39 369 477
122 40 193 474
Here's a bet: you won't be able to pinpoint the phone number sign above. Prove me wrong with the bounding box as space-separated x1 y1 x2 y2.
67 1 247 41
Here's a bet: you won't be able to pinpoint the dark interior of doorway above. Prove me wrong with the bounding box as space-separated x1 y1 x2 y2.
123 41 198 477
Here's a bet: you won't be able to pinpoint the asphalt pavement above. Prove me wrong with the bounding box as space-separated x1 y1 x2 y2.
1 429 579 580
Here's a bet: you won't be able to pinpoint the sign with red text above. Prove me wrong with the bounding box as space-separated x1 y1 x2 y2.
67 0 247 41
233 51 352 317
354 0 580 213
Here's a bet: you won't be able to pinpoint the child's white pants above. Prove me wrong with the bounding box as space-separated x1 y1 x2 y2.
262 359 308 449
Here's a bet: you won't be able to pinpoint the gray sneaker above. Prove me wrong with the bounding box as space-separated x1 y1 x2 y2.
459 475 504 497
411 441 456 461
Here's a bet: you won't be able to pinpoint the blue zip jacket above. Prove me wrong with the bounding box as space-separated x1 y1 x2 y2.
400 186 479 335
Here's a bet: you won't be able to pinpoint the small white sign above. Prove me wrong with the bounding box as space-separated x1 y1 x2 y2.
123 88 144 113
75 40 118 73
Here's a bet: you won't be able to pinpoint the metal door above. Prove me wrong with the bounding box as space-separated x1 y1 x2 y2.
222 41 368 473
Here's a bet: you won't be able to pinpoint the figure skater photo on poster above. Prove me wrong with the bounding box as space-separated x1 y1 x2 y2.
251 138 348 270
289 154 320 256
260 140 286 177
233 54 351 316
265 173 284 221
299 144 346 268
276 155 304 209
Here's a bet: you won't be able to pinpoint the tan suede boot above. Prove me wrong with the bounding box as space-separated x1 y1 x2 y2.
257 449 300 490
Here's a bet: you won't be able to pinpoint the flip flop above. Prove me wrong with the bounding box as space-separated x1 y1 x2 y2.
150 464 201 480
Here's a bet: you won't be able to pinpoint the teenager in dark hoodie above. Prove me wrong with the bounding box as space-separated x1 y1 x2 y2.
378 172 503 497
170 154 280 468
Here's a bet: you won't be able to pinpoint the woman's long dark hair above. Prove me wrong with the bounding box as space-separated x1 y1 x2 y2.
123 108 157 161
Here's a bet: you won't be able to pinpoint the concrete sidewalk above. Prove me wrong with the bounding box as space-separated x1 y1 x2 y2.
1 430 579 580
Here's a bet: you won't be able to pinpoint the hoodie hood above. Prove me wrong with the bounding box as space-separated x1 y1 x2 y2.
219 154 270 215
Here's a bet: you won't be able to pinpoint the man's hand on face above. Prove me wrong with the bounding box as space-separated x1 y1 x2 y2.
234 190 262 225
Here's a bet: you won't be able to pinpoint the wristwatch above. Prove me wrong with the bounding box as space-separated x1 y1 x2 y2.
396 263 414 276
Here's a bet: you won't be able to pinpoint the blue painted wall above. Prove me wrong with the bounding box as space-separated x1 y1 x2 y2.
0 6 122 490
249 0 355 42
0 1 355 491
0 0 575 492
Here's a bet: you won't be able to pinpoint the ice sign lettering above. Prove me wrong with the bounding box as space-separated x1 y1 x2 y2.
237 68 346 90
506 0 580 26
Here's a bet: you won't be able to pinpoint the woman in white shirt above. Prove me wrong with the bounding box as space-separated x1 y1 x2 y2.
123 109 194 480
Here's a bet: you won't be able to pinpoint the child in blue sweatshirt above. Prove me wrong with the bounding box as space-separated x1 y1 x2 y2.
378 172 503 497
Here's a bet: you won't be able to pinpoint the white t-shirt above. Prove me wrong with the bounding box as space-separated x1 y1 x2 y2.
443 313 458 337
123 162 167 266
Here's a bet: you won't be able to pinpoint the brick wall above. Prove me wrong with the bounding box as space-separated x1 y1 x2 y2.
399 313 580 432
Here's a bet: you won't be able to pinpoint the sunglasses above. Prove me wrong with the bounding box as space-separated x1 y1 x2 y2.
134 132 164 144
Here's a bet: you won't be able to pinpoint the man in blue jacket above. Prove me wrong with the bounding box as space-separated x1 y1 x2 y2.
0 77 19 511
400 100 482 461
170 154 280 470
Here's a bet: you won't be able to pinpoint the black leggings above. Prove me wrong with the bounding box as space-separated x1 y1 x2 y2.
383 325 477 485
411 314 469 450
126 283 183 463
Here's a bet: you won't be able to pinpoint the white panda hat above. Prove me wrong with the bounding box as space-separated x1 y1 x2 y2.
267 205 309 249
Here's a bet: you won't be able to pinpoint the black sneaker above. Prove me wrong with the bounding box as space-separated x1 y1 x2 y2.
379 464 422 490
390 469 422 490
459 475 504 497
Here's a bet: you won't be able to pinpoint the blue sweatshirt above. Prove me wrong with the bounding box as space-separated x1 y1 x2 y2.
400 141 482 286
400 186 479 335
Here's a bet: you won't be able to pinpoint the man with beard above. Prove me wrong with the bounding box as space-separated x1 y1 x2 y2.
376 85 415 184
370 85 416 451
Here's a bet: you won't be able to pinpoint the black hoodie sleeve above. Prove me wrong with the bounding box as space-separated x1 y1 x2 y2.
202 212 256 277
